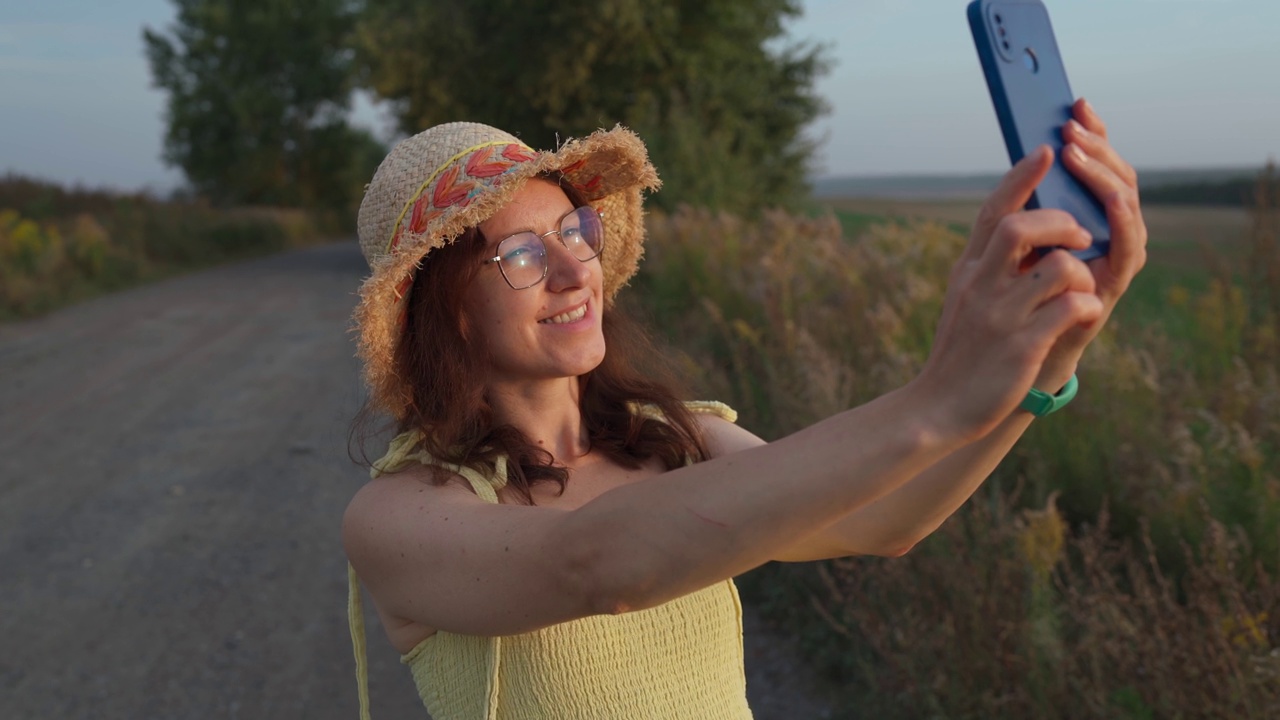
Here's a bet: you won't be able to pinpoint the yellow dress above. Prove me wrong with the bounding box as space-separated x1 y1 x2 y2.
347 401 754 720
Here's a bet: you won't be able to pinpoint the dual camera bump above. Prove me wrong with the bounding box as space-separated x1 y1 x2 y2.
990 8 1040 74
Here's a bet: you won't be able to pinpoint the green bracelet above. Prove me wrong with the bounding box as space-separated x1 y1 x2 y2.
1019 374 1079 417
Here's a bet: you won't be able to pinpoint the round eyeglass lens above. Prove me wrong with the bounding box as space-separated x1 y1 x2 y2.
497 232 547 289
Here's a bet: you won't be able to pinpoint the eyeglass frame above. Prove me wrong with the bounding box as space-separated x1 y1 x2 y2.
480 207 606 290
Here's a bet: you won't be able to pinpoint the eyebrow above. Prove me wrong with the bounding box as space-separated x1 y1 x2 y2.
490 205 581 244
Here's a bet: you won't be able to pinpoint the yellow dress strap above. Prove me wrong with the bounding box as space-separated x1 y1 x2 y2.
627 399 738 425
682 399 738 423
369 428 509 500
348 563 372 720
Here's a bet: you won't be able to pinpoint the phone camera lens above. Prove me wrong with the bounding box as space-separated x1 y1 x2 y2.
998 26 1007 37
1002 40 1011 51
994 13 1003 23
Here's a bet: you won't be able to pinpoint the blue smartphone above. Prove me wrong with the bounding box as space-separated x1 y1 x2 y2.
968 0 1110 260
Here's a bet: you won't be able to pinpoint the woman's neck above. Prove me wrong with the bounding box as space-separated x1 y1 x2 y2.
485 376 590 463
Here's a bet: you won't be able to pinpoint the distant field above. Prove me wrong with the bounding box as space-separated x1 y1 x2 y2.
812 166 1263 200
822 197 1254 259
819 196 1268 334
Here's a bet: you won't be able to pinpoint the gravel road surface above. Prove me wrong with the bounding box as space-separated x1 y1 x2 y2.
1 242 835 719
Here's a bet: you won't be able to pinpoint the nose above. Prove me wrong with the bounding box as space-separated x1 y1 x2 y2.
543 231 593 292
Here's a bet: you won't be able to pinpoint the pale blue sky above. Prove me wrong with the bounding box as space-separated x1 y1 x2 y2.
1 0 1276 192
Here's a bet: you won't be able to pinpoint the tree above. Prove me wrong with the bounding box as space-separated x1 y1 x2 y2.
144 0 382 212
353 0 829 214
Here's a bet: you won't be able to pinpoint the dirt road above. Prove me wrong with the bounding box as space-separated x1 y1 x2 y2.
0 242 833 719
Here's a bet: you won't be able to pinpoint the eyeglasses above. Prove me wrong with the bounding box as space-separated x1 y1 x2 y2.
481 206 605 290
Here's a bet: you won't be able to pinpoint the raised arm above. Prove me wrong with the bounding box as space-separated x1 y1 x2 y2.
344 142 1107 640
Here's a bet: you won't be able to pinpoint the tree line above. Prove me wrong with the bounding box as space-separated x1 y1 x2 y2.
144 0 829 218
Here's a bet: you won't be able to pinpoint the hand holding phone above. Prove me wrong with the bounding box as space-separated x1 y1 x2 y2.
968 0 1110 260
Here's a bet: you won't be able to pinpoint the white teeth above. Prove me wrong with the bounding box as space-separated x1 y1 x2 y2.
540 304 587 325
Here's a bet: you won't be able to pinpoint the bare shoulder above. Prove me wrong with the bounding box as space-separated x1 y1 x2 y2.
345 460 466 510
341 461 591 637
690 411 768 458
342 463 481 561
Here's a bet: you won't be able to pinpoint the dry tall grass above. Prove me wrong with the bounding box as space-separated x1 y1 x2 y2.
631 166 1280 718
0 175 331 320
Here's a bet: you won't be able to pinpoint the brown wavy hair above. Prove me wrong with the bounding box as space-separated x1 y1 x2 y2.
352 176 709 504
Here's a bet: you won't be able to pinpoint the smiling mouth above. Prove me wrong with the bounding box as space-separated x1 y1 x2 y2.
538 302 588 325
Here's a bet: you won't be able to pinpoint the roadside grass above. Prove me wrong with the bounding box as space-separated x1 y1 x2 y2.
0 175 341 322
633 168 1280 717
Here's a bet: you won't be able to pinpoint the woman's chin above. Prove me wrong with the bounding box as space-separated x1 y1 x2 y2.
493 351 605 385
562 349 606 378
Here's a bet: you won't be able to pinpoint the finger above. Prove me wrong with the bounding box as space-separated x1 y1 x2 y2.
1063 118 1138 190
1061 141 1136 216
1060 140 1147 249
1072 98 1108 140
964 145 1054 262
1059 99 1150 261
980 208 1093 275
1018 249 1097 308
1097 190 1149 296
1059 131 1148 281
1027 290 1105 345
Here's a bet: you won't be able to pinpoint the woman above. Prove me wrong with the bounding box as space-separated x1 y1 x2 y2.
345 108 1146 718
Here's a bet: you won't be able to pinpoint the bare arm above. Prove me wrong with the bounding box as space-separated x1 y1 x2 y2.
694 396 1043 562
345 384 955 637
817 404 1040 558
343 146 1106 638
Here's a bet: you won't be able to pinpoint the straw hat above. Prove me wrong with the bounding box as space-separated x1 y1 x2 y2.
354 122 661 419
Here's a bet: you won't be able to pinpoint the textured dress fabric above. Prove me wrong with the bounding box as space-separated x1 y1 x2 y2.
347 401 755 720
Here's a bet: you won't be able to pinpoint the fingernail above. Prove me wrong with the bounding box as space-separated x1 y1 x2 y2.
1068 119 1087 137
1068 143 1088 164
